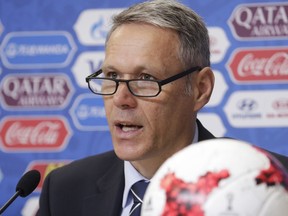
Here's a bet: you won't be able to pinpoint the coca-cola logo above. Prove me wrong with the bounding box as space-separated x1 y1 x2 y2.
227 47 288 83
0 73 74 109
228 2 288 39
26 161 70 191
0 116 71 151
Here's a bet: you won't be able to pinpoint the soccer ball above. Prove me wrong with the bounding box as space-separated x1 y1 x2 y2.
142 139 288 216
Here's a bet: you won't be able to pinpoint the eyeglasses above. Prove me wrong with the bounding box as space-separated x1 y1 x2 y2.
85 66 202 97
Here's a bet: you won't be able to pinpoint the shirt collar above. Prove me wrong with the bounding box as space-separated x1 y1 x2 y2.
122 161 148 208
122 122 199 208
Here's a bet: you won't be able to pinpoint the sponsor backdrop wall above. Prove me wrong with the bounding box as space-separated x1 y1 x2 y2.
0 0 287 215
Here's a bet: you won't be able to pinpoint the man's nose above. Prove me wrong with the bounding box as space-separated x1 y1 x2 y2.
112 82 137 109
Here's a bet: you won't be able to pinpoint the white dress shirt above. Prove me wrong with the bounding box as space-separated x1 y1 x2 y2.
121 124 199 215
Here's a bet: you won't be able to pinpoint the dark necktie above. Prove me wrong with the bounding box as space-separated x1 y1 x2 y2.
129 180 149 216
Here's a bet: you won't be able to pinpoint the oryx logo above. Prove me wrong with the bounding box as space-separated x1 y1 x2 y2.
237 99 258 112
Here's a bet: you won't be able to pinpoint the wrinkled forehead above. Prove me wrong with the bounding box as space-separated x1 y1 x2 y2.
104 23 182 72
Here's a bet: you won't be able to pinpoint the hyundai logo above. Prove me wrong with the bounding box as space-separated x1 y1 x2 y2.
237 99 258 112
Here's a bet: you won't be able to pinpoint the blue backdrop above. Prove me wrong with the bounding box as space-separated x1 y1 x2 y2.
0 0 287 215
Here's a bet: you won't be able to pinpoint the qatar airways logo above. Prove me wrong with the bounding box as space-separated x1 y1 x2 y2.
228 2 288 40
0 116 71 152
0 73 74 109
227 47 288 83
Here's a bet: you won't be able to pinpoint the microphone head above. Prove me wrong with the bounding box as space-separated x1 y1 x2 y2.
16 170 41 197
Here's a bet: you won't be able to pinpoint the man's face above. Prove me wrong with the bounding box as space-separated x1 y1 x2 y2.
102 23 197 164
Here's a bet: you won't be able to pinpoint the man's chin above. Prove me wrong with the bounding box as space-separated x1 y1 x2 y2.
114 149 143 162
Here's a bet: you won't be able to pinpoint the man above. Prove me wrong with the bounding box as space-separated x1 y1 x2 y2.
37 0 288 215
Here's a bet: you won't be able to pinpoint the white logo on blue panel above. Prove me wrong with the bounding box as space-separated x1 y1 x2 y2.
72 51 105 88
0 31 77 69
224 90 288 127
74 9 124 46
91 17 107 40
69 93 109 131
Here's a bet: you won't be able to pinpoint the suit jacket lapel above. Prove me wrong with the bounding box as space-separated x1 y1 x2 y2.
197 119 215 141
82 156 125 216
81 119 213 215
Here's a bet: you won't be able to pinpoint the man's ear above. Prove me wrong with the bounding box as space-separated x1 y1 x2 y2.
193 67 215 112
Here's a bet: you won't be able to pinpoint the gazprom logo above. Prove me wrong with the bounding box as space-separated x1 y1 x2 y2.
90 16 106 40
69 93 109 131
0 31 77 69
74 9 124 46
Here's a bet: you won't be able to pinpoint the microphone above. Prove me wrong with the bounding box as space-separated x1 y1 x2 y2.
0 170 41 214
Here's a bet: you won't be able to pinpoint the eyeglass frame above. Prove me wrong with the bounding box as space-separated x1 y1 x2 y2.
85 66 202 97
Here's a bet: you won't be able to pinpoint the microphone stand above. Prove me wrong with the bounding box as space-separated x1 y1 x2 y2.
0 190 20 214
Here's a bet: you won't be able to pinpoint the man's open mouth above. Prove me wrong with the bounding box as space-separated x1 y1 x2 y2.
116 123 143 132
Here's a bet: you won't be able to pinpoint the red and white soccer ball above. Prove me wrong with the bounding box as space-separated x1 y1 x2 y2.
142 139 288 216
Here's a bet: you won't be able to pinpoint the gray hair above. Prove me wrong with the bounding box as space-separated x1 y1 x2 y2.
106 0 210 69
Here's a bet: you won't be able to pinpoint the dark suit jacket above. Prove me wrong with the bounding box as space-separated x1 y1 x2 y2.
37 120 288 216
